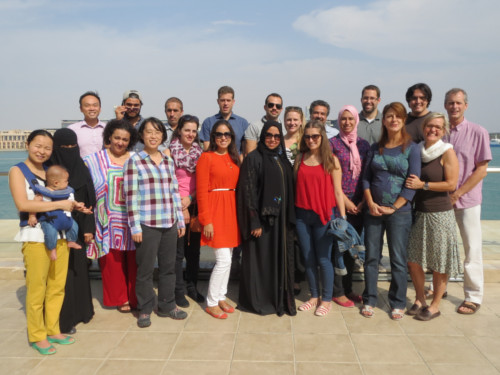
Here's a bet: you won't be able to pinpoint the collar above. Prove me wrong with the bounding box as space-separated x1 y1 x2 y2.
80 120 105 128
450 117 467 132
216 112 235 120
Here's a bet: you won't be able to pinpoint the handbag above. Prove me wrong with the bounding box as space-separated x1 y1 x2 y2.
189 201 202 233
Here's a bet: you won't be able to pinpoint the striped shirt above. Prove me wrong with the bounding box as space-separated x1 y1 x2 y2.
124 150 185 235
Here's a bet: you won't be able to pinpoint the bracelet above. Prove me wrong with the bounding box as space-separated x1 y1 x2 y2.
188 195 193 201
390 204 399 211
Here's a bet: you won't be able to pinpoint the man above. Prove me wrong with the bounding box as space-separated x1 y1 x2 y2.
244 93 283 155
405 83 433 142
309 100 338 138
358 85 382 144
115 90 145 151
162 97 184 150
200 86 249 155
68 91 106 158
444 88 491 315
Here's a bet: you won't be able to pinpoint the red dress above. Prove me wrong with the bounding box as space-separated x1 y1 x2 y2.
196 152 240 248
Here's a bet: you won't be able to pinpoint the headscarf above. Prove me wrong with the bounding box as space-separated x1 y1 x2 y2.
338 105 362 180
49 128 89 190
257 121 295 226
169 138 202 173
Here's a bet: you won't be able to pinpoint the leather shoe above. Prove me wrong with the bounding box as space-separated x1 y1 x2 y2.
415 307 441 321
175 294 190 308
187 287 205 303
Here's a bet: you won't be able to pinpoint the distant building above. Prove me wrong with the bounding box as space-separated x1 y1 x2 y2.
0 129 58 150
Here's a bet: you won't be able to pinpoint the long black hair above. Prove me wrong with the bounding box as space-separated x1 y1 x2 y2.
208 120 240 166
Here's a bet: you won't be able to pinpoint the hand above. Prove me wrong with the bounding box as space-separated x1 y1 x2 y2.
251 228 262 238
178 227 186 238
449 191 460 206
203 223 214 240
378 206 395 215
368 202 383 216
114 105 127 120
181 196 192 210
28 216 38 227
74 203 93 215
345 199 358 215
84 233 93 244
132 233 143 243
58 200 75 212
406 174 422 189
49 249 57 261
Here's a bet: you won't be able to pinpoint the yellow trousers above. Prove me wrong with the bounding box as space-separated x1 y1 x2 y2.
22 240 69 342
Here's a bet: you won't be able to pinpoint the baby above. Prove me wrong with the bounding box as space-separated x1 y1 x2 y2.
28 165 87 260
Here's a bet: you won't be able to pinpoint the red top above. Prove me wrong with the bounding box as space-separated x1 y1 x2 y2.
295 159 336 225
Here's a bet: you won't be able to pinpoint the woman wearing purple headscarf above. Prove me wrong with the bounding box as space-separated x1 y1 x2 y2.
329 105 371 308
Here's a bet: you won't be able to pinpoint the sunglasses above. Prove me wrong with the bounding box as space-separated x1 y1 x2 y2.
303 134 322 141
265 133 280 140
266 102 283 110
215 132 231 139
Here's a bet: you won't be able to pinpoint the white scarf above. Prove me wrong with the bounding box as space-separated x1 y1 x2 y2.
420 140 453 163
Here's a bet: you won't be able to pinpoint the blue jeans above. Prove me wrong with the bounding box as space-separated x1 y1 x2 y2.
295 207 334 300
41 219 79 250
362 210 412 309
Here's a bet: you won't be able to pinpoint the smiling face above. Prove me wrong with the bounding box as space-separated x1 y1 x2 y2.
303 127 322 151
179 121 198 147
445 91 468 126
217 93 235 116
361 89 380 115
27 135 53 165
383 108 404 134
264 126 281 150
109 128 131 156
423 117 445 146
311 105 328 124
264 96 283 121
80 95 101 123
123 97 141 119
214 124 232 152
339 110 357 134
285 110 302 135
408 89 429 117
142 121 163 151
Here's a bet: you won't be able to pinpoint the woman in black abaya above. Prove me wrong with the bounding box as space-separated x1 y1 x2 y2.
50 128 96 333
237 121 296 316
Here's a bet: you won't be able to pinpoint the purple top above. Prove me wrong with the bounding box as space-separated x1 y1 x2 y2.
329 135 370 204
68 120 106 158
444 118 492 209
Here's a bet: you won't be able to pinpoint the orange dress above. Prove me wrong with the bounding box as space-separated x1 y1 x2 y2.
196 152 240 248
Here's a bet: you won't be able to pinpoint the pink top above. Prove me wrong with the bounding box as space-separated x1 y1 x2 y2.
68 120 106 158
445 118 492 209
176 168 196 197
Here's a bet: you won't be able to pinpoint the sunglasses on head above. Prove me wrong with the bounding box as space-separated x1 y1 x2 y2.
215 132 231 139
303 134 321 141
265 133 280 140
266 102 283 110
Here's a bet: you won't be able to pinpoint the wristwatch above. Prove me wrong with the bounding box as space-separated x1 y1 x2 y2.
423 182 430 191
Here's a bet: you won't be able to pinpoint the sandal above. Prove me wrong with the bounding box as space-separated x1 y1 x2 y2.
406 303 426 316
32 342 56 355
314 303 331 317
117 303 132 313
391 308 405 321
457 301 480 315
425 288 448 300
298 300 318 311
218 301 235 313
47 335 75 345
361 305 374 318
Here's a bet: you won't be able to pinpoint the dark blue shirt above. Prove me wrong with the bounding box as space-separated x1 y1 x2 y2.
200 112 249 154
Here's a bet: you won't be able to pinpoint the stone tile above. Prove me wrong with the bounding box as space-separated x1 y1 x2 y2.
0 289 25 309
468 336 500 367
0 279 25 292
162 360 230 374
170 332 235 361
29 358 104 375
361 363 432 375
428 363 500 375
296 362 362 375
109 331 179 359
183 309 240 333
399 314 463 336
55 331 126 358
79 307 135 332
230 361 294 374
351 334 422 363
410 335 488 364
450 314 500 336
0 331 39 357
238 312 292 333
128 312 188 332
0 306 28 329
97 359 167 375
294 334 357 363
233 333 294 362
342 310 405 335
0 358 42 374
292 310 348 334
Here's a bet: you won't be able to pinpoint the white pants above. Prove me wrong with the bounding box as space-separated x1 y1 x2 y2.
455 205 483 304
206 247 233 307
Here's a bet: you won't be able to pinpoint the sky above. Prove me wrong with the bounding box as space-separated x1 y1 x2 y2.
1 0 499 133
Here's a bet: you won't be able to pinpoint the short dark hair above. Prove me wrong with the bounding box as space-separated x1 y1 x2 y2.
27 129 53 144
137 117 167 144
265 93 282 105
361 85 380 98
79 91 101 106
309 100 330 116
217 86 234 99
165 97 183 110
405 83 432 106
102 119 139 151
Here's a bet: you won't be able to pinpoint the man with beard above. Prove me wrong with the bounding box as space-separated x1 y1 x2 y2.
357 85 382 145
115 90 145 151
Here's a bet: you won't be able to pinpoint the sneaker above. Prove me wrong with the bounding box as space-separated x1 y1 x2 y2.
157 307 188 320
175 294 190 308
137 314 151 328
187 287 205 303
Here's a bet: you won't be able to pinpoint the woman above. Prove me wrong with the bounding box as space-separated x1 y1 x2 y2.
237 121 296 316
330 105 370 307
361 102 421 320
197 120 240 319
84 119 139 313
295 120 345 317
165 115 204 306
9 130 84 355
405 113 461 321
49 128 96 334
283 106 305 164
124 117 186 328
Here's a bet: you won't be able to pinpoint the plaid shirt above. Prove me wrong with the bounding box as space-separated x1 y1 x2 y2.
124 151 185 235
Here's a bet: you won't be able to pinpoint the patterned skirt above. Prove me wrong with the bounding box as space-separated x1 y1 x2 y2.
407 210 463 277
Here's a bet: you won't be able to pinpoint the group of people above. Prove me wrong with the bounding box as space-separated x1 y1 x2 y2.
9 84 492 355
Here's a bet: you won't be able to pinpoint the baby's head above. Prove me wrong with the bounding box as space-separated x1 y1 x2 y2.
46 165 69 190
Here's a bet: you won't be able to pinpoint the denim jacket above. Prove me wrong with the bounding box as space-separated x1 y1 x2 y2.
327 217 365 275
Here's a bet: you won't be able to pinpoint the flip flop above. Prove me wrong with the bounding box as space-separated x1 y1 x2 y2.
361 305 374 318
117 303 132 313
47 335 75 345
457 301 480 315
32 343 56 355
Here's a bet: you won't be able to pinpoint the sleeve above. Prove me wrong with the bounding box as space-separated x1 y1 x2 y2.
399 143 421 202
244 121 260 141
196 153 211 226
200 118 211 142
236 154 262 240
123 156 142 235
361 146 375 191
168 159 185 229
476 126 493 164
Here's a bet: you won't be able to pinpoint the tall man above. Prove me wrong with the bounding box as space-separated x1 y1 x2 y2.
309 100 338 138
405 83 433 142
358 85 382 144
200 86 249 155
244 93 283 155
68 91 106 158
162 97 184 150
444 88 492 314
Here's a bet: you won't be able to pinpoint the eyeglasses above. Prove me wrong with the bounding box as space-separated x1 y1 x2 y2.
125 104 141 109
266 102 283 110
303 134 322 141
265 133 280 140
215 132 231 139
